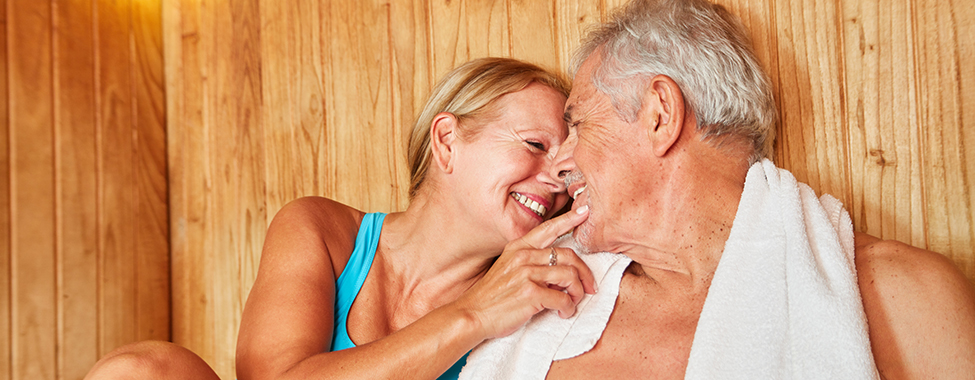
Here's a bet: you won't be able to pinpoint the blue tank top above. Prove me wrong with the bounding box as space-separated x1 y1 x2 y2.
331 212 469 379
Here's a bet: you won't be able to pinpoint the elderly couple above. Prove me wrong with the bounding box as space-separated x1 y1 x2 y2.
87 0 975 379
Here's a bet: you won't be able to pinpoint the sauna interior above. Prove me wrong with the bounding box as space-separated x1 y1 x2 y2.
2 0 973 379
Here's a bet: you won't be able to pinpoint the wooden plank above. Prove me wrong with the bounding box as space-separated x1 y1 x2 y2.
8 0 56 379
912 0 975 279
53 0 99 377
260 0 326 217
204 0 264 377
555 0 600 72
839 0 873 237
388 0 430 211
167 0 214 370
772 0 818 189
325 0 398 212
428 0 509 80
97 0 138 355
951 0 975 282
508 0 559 67
771 0 851 207
856 0 923 245
840 0 925 245
0 0 11 378
131 0 170 343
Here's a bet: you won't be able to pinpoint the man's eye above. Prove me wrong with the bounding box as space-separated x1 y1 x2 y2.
526 141 545 151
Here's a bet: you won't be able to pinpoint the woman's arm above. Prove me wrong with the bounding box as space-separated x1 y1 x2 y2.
236 198 594 380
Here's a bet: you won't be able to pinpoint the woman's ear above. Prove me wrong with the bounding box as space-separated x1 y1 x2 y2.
641 75 686 157
430 112 458 173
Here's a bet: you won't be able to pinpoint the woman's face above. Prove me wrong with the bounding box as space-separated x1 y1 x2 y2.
449 82 570 245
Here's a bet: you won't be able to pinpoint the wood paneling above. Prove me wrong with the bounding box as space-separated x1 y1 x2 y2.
2 0 168 379
2 0 971 379
164 1 975 378
54 0 98 378
0 0 10 378
9 1 56 378
131 0 170 347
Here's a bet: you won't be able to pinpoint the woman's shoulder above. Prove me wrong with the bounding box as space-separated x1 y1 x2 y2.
276 196 366 227
266 196 366 266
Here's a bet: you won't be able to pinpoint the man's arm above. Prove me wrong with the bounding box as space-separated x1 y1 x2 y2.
855 232 975 380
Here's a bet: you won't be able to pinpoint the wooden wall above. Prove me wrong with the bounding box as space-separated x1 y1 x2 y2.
163 0 975 378
0 0 168 379
1 0 972 379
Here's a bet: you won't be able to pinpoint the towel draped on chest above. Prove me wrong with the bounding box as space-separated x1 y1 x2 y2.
460 159 879 379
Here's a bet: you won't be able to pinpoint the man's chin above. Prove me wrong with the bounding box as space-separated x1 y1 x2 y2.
553 226 596 255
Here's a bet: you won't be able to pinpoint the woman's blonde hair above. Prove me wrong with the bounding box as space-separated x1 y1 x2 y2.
407 57 570 200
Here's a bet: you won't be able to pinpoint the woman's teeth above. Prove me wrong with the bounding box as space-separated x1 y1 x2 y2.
572 185 587 199
511 192 546 217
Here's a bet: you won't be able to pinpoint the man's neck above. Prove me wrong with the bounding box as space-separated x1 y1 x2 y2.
622 144 751 292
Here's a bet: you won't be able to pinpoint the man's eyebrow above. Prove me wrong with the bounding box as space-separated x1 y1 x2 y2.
563 105 578 127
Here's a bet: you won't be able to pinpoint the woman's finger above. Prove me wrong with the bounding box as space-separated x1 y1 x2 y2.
550 247 596 295
516 205 589 250
531 264 587 307
534 285 578 319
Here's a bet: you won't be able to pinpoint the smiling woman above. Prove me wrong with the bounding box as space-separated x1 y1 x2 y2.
165 0 975 376
1 0 973 379
86 57 597 380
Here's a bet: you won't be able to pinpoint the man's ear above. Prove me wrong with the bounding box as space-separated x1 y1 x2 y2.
641 75 686 157
430 112 458 173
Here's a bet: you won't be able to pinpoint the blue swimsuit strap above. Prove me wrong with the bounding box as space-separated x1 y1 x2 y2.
329 212 469 379
332 212 386 351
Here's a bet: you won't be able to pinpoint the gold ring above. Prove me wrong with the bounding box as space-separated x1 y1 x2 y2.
549 247 558 266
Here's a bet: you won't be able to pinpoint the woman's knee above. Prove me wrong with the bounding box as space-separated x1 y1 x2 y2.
85 341 219 380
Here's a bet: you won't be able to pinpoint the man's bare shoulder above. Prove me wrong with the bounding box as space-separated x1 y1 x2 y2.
854 232 974 306
853 232 975 379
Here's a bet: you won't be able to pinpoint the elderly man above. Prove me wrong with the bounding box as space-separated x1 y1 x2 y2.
460 0 975 379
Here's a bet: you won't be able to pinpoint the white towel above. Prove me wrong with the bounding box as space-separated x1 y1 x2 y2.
458 235 631 380
460 159 878 379
684 159 878 379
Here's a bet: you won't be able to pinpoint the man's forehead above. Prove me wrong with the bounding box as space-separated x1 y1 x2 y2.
563 78 600 127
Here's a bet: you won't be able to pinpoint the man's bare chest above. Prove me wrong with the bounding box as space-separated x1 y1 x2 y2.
546 274 705 379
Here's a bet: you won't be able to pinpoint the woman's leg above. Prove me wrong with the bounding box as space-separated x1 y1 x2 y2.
84 341 220 380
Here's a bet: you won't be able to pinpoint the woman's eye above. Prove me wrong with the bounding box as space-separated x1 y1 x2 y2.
526 141 545 151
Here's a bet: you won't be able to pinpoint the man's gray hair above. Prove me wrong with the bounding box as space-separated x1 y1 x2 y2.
573 0 777 163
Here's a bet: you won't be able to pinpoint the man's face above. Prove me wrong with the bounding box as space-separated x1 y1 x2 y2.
554 53 655 253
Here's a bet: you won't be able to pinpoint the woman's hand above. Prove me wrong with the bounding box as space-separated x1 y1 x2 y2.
453 206 596 339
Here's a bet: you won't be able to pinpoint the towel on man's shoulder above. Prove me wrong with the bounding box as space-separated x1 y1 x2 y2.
457 239 631 380
460 159 880 379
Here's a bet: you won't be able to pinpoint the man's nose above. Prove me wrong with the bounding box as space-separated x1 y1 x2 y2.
549 134 578 184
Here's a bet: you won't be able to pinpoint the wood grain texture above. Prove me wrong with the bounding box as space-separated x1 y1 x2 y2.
429 0 510 78
97 0 139 356
911 0 975 277
166 0 210 372
215 0 264 375
509 0 559 67
555 0 600 72
157 0 975 377
0 1 9 379
167 0 267 377
132 0 169 346
8 0 56 378
53 0 99 378
1 0 169 378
